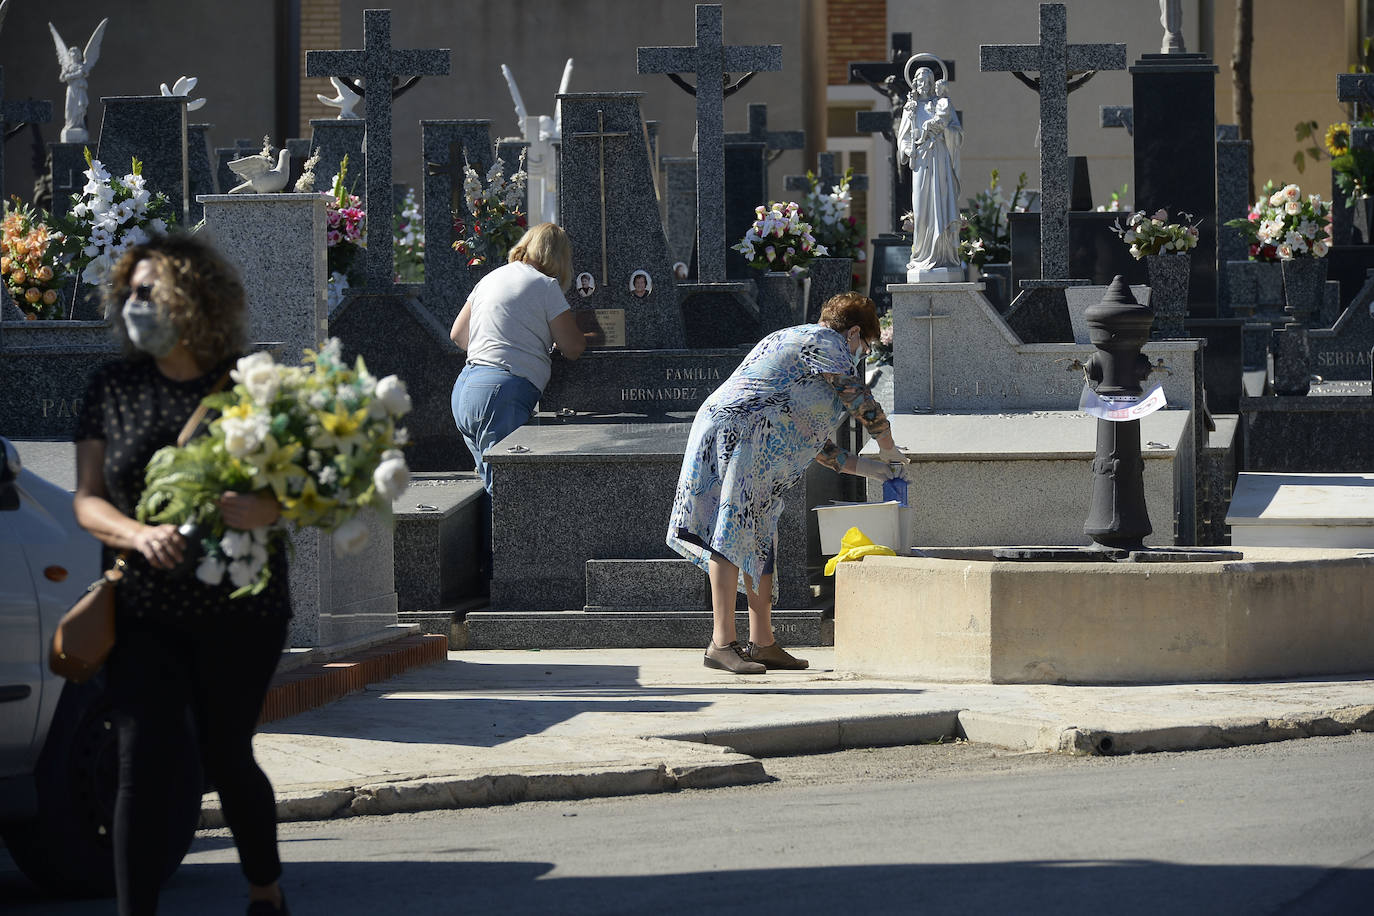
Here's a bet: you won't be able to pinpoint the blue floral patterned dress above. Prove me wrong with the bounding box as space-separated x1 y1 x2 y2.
666 324 890 592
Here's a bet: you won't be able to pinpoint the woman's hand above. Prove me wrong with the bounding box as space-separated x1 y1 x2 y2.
133 523 185 569
219 490 281 529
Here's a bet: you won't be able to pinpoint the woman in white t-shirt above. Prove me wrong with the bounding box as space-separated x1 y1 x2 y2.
449 222 587 490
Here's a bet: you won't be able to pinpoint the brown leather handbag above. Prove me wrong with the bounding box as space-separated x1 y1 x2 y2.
49 372 230 683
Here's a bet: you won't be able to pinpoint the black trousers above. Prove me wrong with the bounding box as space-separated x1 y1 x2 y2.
107 613 289 916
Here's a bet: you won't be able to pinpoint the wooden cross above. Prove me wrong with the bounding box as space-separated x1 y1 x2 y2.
563 109 628 286
639 4 782 283
307 9 449 288
981 3 1125 281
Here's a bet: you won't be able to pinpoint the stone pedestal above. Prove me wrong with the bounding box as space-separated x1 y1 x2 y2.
756 271 807 333
200 191 398 648
1146 253 1190 338
1131 54 1218 317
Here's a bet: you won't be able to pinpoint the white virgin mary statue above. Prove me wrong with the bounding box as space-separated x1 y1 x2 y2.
898 68 964 281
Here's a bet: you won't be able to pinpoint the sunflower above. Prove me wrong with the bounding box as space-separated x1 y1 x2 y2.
1326 121 1351 157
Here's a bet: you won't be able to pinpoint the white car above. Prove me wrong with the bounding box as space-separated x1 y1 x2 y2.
0 436 199 897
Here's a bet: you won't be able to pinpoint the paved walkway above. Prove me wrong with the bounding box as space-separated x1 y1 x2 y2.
214 647 1374 826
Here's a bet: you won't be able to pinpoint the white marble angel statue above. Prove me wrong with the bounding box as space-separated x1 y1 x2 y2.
898 67 964 281
49 17 109 143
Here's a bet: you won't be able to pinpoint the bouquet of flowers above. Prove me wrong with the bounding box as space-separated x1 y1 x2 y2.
52 150 173 286
2 197 68 319
867 311 894 366
1320 122 1374 207
452 153 528 267
1225 181 1331 261
733 201 827 275
798 169 867 264
394 186 424 283
324 155 366 287
959 169 1028 268
1110 208 1201 259
136 339 412 597
1095 183 1131 213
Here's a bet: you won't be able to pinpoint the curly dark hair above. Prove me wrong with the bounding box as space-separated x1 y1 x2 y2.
818 291 880 343
105 232 247 369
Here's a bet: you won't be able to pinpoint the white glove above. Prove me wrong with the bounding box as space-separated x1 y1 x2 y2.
877 444 910 468
853 457 902 480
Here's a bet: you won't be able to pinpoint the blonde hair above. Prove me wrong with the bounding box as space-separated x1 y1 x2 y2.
106 232 247 369
509 222 574 291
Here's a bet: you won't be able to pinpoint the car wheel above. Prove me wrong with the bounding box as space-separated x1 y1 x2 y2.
1 679 203 898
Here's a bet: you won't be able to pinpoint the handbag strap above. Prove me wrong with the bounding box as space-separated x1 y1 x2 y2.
175 370 232 447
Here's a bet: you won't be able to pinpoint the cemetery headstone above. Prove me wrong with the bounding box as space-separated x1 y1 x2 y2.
1332 74 1374 246
662 155 697 268
306 8 450 288
0 66 53 200
46 141 86 218
306 118 365 201
419 119 495 327
186 122 216 223
1216 123 1252 315
1100 104 1134 135
96 96 190 225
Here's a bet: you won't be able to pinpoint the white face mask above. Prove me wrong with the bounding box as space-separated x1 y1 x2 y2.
848 331 868 372
122 298 179 358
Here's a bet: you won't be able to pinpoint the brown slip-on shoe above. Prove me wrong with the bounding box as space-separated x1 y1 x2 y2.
704 640 766 674
746 640 809 670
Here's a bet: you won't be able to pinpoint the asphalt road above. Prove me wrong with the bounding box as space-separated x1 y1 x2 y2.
5 733 1372 914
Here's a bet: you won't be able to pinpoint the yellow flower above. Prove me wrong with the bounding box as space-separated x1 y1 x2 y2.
314 402 369 454
282 476 337 526
1327 121 1351 157
221 402 255 421
244 435 306 500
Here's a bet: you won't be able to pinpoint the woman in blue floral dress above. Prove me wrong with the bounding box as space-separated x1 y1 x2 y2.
667 292 909 674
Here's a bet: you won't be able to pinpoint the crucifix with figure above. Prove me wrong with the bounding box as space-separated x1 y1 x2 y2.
639 4 781 284
981 3 1125 282
306 9 449 288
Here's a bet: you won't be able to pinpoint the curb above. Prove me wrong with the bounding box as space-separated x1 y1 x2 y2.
259 634 449 725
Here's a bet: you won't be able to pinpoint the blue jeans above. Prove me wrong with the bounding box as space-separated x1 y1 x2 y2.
451 363 541 492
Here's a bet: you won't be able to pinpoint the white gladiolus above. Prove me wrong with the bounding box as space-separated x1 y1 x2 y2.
195 556 226 586
332 516 370 555
373 455 410 501
376 375 412 416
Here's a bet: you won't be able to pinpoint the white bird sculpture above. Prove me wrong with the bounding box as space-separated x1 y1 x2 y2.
227 147 292 194
160 75 206 112
317 76 362 119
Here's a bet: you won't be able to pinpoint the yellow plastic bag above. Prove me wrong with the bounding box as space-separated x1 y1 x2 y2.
823 526 896 576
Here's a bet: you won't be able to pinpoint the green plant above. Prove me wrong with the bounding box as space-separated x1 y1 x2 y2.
959 169 1028 267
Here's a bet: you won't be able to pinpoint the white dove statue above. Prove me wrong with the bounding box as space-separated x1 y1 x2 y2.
160 75 206 112
228 144 291 194
317 76 362 119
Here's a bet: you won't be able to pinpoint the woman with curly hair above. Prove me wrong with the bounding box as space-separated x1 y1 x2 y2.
667 292 909 674
73 232 291 915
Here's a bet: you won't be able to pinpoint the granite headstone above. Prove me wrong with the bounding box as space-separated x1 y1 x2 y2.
95 95 190 226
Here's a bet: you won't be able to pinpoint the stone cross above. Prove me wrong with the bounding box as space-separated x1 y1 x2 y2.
1337 73 1374 147
723 103 803 159
785 151 868 196
981 3 1126 281
306 9 449 289
0 67 53 201
638 4 782 284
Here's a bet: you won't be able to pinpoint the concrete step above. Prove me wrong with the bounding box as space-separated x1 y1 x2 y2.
392 473 487 611
585 558 709 609
464 610 832 649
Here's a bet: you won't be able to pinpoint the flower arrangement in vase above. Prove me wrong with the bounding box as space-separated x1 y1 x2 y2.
136 339 412 597
2 197 68 319
958 169 1029 268
52 150 173 288
323 154 366 293
452 153 528 267
1110 208 1201 259
1224 181 1331 261
797 169 867 264
734 201 827 275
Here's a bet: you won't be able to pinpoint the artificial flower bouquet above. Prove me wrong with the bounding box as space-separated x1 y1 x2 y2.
2 197 67 319
1225 181 1332 261
452 153 528 267
1110 208 1201 259
959 169 1028 268
733 201 827 275
798 169 867 264
52 150 174 287
324 155 366 287
136 339 412 597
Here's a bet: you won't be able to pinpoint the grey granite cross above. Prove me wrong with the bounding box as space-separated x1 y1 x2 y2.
0 66 53 202
306 9 449 289
723 103 803 159
785 151 868 195
638 4 782 283
981 3 1125 280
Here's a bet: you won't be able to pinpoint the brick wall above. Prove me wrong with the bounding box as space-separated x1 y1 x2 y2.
827 0 887 85
299 0 343 134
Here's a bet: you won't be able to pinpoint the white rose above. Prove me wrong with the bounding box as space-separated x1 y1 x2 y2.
373 455 410 501
1312 240 1330 257
221 417 264 458
375 375 412 417
195 556 226 586
220 528 254 559
232 352 281 405
332 516 370 555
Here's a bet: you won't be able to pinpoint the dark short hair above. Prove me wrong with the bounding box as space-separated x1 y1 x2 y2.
106 232 247 369
818 291 880 342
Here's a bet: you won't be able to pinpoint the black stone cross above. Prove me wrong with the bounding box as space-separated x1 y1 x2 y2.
1337 73 1374 152
981 2 1125 280
723 103 803 162
0 66 53 202
306 9 449 288
785 151 868 196
638 4 782 283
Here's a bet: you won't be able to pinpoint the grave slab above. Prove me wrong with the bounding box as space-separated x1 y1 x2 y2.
391 474 487 610
1227 472 1374 548
1240 394 1374 473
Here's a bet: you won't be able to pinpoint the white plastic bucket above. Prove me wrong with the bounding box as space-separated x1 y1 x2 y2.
813 501 911 554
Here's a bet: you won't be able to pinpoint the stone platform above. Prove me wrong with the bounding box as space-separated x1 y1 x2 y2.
834 547 1374 684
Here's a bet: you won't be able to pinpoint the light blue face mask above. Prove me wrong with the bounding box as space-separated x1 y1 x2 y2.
122 298 179 358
